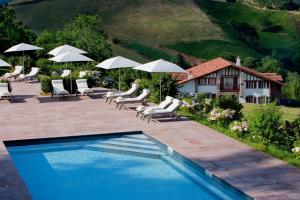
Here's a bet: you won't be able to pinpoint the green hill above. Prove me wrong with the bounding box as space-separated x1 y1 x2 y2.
9 0 300 71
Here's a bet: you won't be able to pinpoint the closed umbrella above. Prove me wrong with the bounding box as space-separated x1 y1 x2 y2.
48 44 87 56
4 43 43 75
49 52 93 93
95 56 141 92
134 59 186 101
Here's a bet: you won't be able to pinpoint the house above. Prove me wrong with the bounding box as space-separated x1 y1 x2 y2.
177 57 284 104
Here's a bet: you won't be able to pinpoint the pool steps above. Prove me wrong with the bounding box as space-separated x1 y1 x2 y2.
84 134 165 159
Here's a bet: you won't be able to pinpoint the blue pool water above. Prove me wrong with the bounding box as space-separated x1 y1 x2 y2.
7 134 252 200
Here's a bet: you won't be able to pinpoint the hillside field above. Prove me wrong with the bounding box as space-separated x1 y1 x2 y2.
9 0 300 71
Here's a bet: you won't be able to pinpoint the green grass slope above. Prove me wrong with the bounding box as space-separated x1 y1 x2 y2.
10 0 300 69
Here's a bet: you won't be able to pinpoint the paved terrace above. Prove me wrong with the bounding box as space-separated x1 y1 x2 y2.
0 82 300 200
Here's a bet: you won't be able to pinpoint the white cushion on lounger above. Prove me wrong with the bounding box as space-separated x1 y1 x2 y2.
116 89 150 103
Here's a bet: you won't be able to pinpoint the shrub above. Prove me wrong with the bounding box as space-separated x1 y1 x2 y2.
247 103 283 145
278 118 300 150
192 93 207 117
208 108 235 127
36 58 54 76
230 121 248 136
210 95 243 119
139 73 178 103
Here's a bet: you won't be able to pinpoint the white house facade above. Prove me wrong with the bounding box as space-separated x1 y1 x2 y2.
178 58 283 104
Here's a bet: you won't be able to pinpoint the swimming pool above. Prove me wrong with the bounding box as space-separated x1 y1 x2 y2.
6 132 253 200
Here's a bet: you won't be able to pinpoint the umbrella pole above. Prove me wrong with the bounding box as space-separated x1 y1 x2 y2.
160 75 162 102
22 51 25 75
70 63 72 94
119 68 121 92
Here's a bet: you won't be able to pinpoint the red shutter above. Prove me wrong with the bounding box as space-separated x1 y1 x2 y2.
220 77 224 90
233 78 238 90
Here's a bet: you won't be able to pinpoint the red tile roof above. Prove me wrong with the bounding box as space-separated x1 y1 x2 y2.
177 57 284 85
260 73 283 82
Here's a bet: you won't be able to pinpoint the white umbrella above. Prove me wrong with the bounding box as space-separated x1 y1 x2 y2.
95 56 141 92
0 59 11 67
49 52 93 93
4 43 43 75
48 44 87 56
134 59 186 101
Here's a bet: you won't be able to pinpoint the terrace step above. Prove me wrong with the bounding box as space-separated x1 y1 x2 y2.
108 137 156 145
84 143 164 158
95 140 161 151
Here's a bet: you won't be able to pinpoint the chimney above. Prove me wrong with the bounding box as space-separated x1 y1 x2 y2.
236 56 241 66
188 72 193 79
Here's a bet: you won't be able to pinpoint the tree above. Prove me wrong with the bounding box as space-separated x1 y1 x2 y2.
282 72 300 101
0 6 35 52
35 15 112 61
257 56 285 75
35 30 59 56
242 57 258 69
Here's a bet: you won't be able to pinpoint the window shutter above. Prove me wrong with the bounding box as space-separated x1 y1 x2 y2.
220 77 224 90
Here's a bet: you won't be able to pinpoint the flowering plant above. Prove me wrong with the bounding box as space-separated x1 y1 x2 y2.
208 108 235 126
180 100 194 113
230 121 248 134
292 146 300 159
134 79 141 84
208 108 235 121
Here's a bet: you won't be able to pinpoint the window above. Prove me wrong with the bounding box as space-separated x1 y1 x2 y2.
199 78 206 85
258 96 270 104
205 93 216 99
208 78 216 85
258 81 269 89
223 77 234 90
246 81 256 89
246 96 256 103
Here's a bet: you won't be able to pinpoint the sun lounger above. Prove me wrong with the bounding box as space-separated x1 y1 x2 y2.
136 96 173 117
0 82 12 101
51 79 69 99
3 66 23 80
105 83 139 104
61 70 71 78
115 88 150 110
18 67 40 82
75 79 93 97
142 99 182 122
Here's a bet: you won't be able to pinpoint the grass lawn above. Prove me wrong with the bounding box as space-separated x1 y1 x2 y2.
243 103 300 121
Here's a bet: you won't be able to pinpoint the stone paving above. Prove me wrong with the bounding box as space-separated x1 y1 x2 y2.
0 81 300 200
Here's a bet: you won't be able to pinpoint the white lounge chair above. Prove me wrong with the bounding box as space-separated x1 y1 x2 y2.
18 67 40 82
142 99 182 122
61 70 71 78
51 80 69 99
115 88 150 110
0 82 12 101
105 83 139 104
136 96 174 117
75 79 93 97
3 66 23 80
